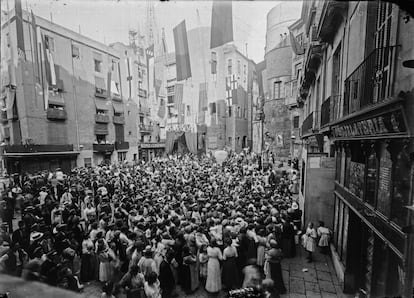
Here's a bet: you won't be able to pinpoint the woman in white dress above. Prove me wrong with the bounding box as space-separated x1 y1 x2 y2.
205 239 223 293
304 222 317 263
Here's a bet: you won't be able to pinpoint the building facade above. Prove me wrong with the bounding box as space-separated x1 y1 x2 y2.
263 2 302 163
297 1 414 296
0 10 139 173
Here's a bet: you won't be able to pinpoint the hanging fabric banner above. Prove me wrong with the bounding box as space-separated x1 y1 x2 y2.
173 20 192 81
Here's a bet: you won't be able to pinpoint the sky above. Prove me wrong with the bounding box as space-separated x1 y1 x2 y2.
1 0 292 63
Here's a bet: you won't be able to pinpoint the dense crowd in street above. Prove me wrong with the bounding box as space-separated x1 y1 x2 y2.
0 153 331 298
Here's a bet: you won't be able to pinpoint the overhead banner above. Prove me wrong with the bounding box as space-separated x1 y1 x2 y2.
173 20 192 81
210 0 233 49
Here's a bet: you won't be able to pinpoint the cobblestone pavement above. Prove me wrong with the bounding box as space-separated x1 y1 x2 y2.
82 246 351 298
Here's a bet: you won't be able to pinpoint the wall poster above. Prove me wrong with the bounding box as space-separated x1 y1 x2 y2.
349 161 365 199
377 144 392 216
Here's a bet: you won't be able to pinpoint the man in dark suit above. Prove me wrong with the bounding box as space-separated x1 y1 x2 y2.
159 249 176 298
12 221 29 250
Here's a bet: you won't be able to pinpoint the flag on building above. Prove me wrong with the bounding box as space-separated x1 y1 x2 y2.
157 97 166 118
15 0 26 61
210 0 233 49
107 71 111 99
209 102 216 114
199 82 208 112
289 31 305 55
174 83 184 121
211 52 217 74
173 20 192 81
31 11 40 83
155 79 162 98
126 57 132 99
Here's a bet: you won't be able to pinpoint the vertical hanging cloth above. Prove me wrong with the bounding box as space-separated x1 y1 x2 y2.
210 1 233 49
15 0 25 61
173 20 192 81
174 83 184 122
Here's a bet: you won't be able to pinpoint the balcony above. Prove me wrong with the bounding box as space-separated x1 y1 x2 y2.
95 114 110 123
1 110 7 123
111 92 122 101
113 115 125 125
344 46 398 117
285 80 298 108
139 105 150 114
93 143 114 153
95 89 108 99
138 88 147 98
321 95 342 127
5 144 74 153
301 112 314 137
318 1 348 43
46 108 67 121
139 124 153 132
115 141 129 151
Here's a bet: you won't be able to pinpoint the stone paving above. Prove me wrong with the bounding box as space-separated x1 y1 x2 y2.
279 246 352 298
81 245 351 298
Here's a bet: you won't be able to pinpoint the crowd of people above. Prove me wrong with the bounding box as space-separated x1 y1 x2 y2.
0 152 330 298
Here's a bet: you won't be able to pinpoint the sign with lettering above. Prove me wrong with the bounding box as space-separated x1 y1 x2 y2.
332 107 407 139
208 136 218 149
166 123 195 133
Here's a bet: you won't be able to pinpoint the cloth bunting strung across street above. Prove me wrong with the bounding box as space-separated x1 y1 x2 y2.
173 20 192 81
210 0 233 49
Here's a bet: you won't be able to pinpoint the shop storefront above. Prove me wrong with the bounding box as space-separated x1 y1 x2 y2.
331 103 413 297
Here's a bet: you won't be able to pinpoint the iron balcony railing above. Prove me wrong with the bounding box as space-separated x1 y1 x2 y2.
93 143 114 152
344 45 398 116
5 144 73 153
138 89 147 98
95 114 110 123
47 108 67 121
139 124 153 132
301 112 313 136
115 141 129 150
320 95 341 127
113 115 125 125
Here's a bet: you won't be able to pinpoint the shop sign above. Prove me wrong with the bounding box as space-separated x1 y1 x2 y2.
332 108 407 139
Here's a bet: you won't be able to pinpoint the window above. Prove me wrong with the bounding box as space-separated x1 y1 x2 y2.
236 136 240 146
96 134 106 143
95 76 106 96
296 33 303 47
294 63 301 79
227 59 232 75
293 116 299 128
228 106 232 117
84 158 92 168
128 131 132 136
45 35 54 51
72 45 80 59
94 59 102 72
335 146 342 182
133 154 137 161
228 137 232 144
167 95 174 104
390 141 411 227
365 144 378 207
138 69 143 79
111 60 117 72
244 65 247 75
118 152 126 163
139 116 144 124
237 106 241 118
186 105 190 116
237 60 241 74
273 81 282 99
332 45 341 96
211 52 217 74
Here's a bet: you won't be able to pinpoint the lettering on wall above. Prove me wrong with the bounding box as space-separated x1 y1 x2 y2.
332 108 407 139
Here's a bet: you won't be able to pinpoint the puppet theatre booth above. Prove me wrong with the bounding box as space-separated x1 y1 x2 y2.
165 124 199 155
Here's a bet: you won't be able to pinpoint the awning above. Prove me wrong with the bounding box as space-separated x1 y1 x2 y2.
112 101 124 114
94 98 110 110
95 76 106 90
